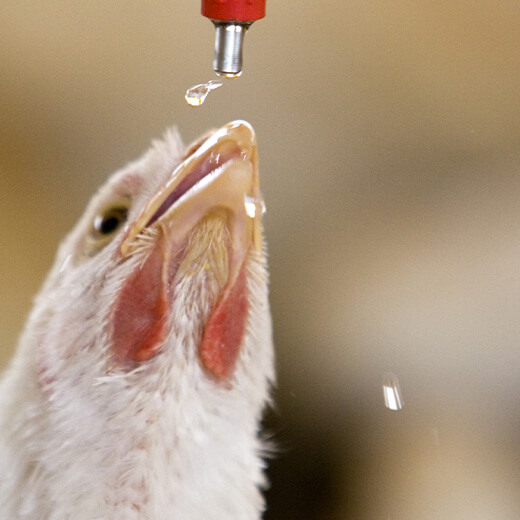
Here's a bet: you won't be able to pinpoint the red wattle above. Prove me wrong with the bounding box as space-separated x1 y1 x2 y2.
200 264 249 379
111 250 168 363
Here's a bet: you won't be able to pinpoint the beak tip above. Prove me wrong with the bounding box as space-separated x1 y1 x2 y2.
225 120 256 145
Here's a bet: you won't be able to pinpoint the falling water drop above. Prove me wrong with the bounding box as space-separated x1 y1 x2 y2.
432 427 440 447
382 372 404 411
59 254 72 273
185 80 223 107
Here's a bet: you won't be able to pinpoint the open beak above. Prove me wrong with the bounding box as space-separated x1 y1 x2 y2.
120 120 263 262
111 121 264 370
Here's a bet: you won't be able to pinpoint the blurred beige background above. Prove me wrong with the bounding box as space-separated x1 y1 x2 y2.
2 1 520 518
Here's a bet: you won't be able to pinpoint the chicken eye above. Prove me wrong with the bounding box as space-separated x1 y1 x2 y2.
93 207 128 237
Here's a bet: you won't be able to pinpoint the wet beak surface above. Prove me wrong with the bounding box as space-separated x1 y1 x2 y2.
120 120 262 260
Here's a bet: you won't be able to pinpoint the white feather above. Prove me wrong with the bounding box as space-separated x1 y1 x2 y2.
0 127 275 519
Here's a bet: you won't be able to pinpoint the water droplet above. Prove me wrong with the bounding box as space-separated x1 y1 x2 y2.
432 427 440 446
244 195 266 218
216 71 242 79
210 151 222 166
185 80 223 107
382 372 404 411
59 254 72 273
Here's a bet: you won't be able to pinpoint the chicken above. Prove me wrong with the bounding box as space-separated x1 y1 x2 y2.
0 121 275 520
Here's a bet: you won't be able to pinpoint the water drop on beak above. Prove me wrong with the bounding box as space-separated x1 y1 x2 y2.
244 195 266 218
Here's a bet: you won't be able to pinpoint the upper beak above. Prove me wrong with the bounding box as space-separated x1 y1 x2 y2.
120 120 263 259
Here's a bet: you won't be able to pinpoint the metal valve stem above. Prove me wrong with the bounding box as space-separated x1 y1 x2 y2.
212 21 252 78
